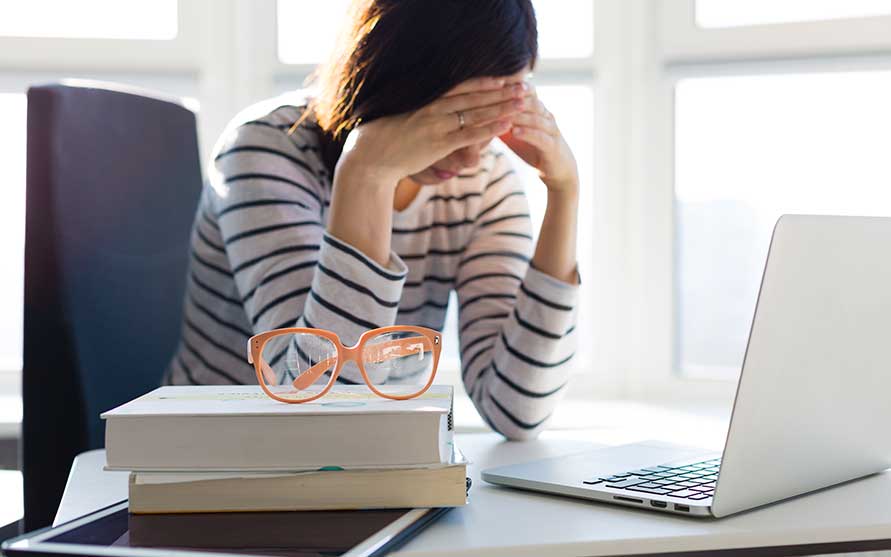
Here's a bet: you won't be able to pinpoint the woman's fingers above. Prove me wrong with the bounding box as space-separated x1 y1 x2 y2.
444 119 511 150
510 111 559 136
510 125 556 149
460 97 525 128
431 83 522 115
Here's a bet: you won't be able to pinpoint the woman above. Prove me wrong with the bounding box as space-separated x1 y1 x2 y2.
167 0 580 440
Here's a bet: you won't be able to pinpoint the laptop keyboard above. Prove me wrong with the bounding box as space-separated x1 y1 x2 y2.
583 457 720 501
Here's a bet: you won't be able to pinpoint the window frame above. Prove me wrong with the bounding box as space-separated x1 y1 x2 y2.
661 0 891 64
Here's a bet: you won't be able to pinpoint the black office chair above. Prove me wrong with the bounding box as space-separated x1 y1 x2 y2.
22 82 202 531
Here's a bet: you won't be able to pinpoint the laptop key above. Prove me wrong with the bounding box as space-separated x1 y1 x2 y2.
691 486 713 492
627 487 672 495
582 479 603 485
666 489 700 498
604 478 647 488
628 469 655 476
689 493 711 500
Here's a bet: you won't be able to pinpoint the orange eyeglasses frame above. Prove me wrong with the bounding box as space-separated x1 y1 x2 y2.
247 325 442 404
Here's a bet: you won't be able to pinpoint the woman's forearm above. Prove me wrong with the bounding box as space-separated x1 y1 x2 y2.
531 187 579 284
327 159 398 267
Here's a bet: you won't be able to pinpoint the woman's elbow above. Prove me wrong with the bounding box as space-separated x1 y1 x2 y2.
485 413 550 441
499 426 544 441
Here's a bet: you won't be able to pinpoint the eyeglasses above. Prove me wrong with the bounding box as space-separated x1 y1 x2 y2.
246 326 442 403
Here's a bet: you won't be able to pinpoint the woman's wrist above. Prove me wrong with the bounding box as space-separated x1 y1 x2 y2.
530 180 580 285
545 180 580 206
542 169 579 194
334 153 401 194
328 154 400 267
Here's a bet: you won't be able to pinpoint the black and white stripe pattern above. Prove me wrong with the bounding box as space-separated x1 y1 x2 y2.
166 92 579 440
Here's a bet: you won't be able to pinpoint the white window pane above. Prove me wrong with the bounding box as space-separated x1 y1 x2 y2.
675 72 891 379
697 0 891 28
534 0 593 59
0 471 23 528
0 0 177 40
0 93 26 373
278 0 350 65
278 0 593 65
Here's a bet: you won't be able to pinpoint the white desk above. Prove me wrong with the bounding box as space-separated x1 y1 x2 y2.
56 432 891 557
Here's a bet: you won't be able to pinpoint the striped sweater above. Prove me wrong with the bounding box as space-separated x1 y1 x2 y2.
166 93 579 439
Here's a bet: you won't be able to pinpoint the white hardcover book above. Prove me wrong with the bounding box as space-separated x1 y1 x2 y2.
102 385 453 471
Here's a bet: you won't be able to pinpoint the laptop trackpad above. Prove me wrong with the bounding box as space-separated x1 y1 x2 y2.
483 441 715 486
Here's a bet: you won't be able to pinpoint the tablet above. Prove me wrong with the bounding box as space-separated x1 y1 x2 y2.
2 501 450 557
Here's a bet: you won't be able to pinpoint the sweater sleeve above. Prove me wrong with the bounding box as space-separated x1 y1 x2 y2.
210 115 407 383
456 154 579 440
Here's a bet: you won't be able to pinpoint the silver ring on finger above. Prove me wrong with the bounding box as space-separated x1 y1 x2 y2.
456 111 465 130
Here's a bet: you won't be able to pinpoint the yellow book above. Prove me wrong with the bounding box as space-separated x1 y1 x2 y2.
128 450 469 514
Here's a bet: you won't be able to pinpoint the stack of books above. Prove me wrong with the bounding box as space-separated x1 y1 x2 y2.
102 385 468 514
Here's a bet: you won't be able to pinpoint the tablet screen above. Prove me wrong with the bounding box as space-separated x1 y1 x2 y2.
44 506 416 557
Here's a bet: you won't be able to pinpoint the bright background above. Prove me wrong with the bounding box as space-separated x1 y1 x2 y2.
3 0 891 530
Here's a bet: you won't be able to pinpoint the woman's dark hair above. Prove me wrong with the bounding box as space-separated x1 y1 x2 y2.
297 0 538 173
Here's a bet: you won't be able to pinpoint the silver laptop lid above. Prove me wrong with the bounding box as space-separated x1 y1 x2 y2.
713 215 891 517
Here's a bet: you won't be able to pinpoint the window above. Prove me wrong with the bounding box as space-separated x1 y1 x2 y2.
0 0 178 39
276 0 594 64
696 0 891 29
534 0 594 58
0 94 26 374
675 71 891 379
277 0 350 64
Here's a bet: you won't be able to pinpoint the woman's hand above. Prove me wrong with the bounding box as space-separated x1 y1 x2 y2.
337 77 527 186
500 84 579 195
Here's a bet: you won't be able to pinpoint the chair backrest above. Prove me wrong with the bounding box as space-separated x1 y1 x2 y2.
22 82 201 530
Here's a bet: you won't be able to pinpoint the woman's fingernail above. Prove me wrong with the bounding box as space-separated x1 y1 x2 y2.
514 99 524 109
513 83 524 95
513 126 524 135
495 78 506 87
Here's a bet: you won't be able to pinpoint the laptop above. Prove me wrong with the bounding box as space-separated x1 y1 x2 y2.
483 215 891 518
